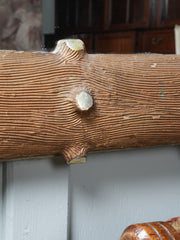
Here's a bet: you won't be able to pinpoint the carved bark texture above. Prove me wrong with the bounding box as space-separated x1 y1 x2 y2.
120 221 180 240
0 39 180 163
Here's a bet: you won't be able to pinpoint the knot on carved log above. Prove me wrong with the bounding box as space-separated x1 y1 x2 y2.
53 39 86 61
62 143 88 164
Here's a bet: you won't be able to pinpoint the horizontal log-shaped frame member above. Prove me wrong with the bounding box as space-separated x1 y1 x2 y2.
120 221 180 240
0 39 180 164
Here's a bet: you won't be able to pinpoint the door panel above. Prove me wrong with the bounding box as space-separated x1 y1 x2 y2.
1 158 69 240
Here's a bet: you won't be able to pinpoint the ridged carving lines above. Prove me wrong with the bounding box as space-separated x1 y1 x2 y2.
53 39 91 164
1 38 180 164
53 39 86 61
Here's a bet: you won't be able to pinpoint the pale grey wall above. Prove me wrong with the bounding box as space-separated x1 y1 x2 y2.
70 146 180 240
1 157 69 240
1 146 180 240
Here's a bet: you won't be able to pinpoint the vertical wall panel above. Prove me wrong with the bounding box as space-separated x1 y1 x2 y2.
2 157 69 240
1 147 180 240
70 146 180 240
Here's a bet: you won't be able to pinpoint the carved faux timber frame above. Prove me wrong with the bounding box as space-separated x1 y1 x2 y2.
0 39 180 164
120 221 180 240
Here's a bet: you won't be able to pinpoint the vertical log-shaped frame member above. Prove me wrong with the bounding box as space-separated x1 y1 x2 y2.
1 39 180 164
